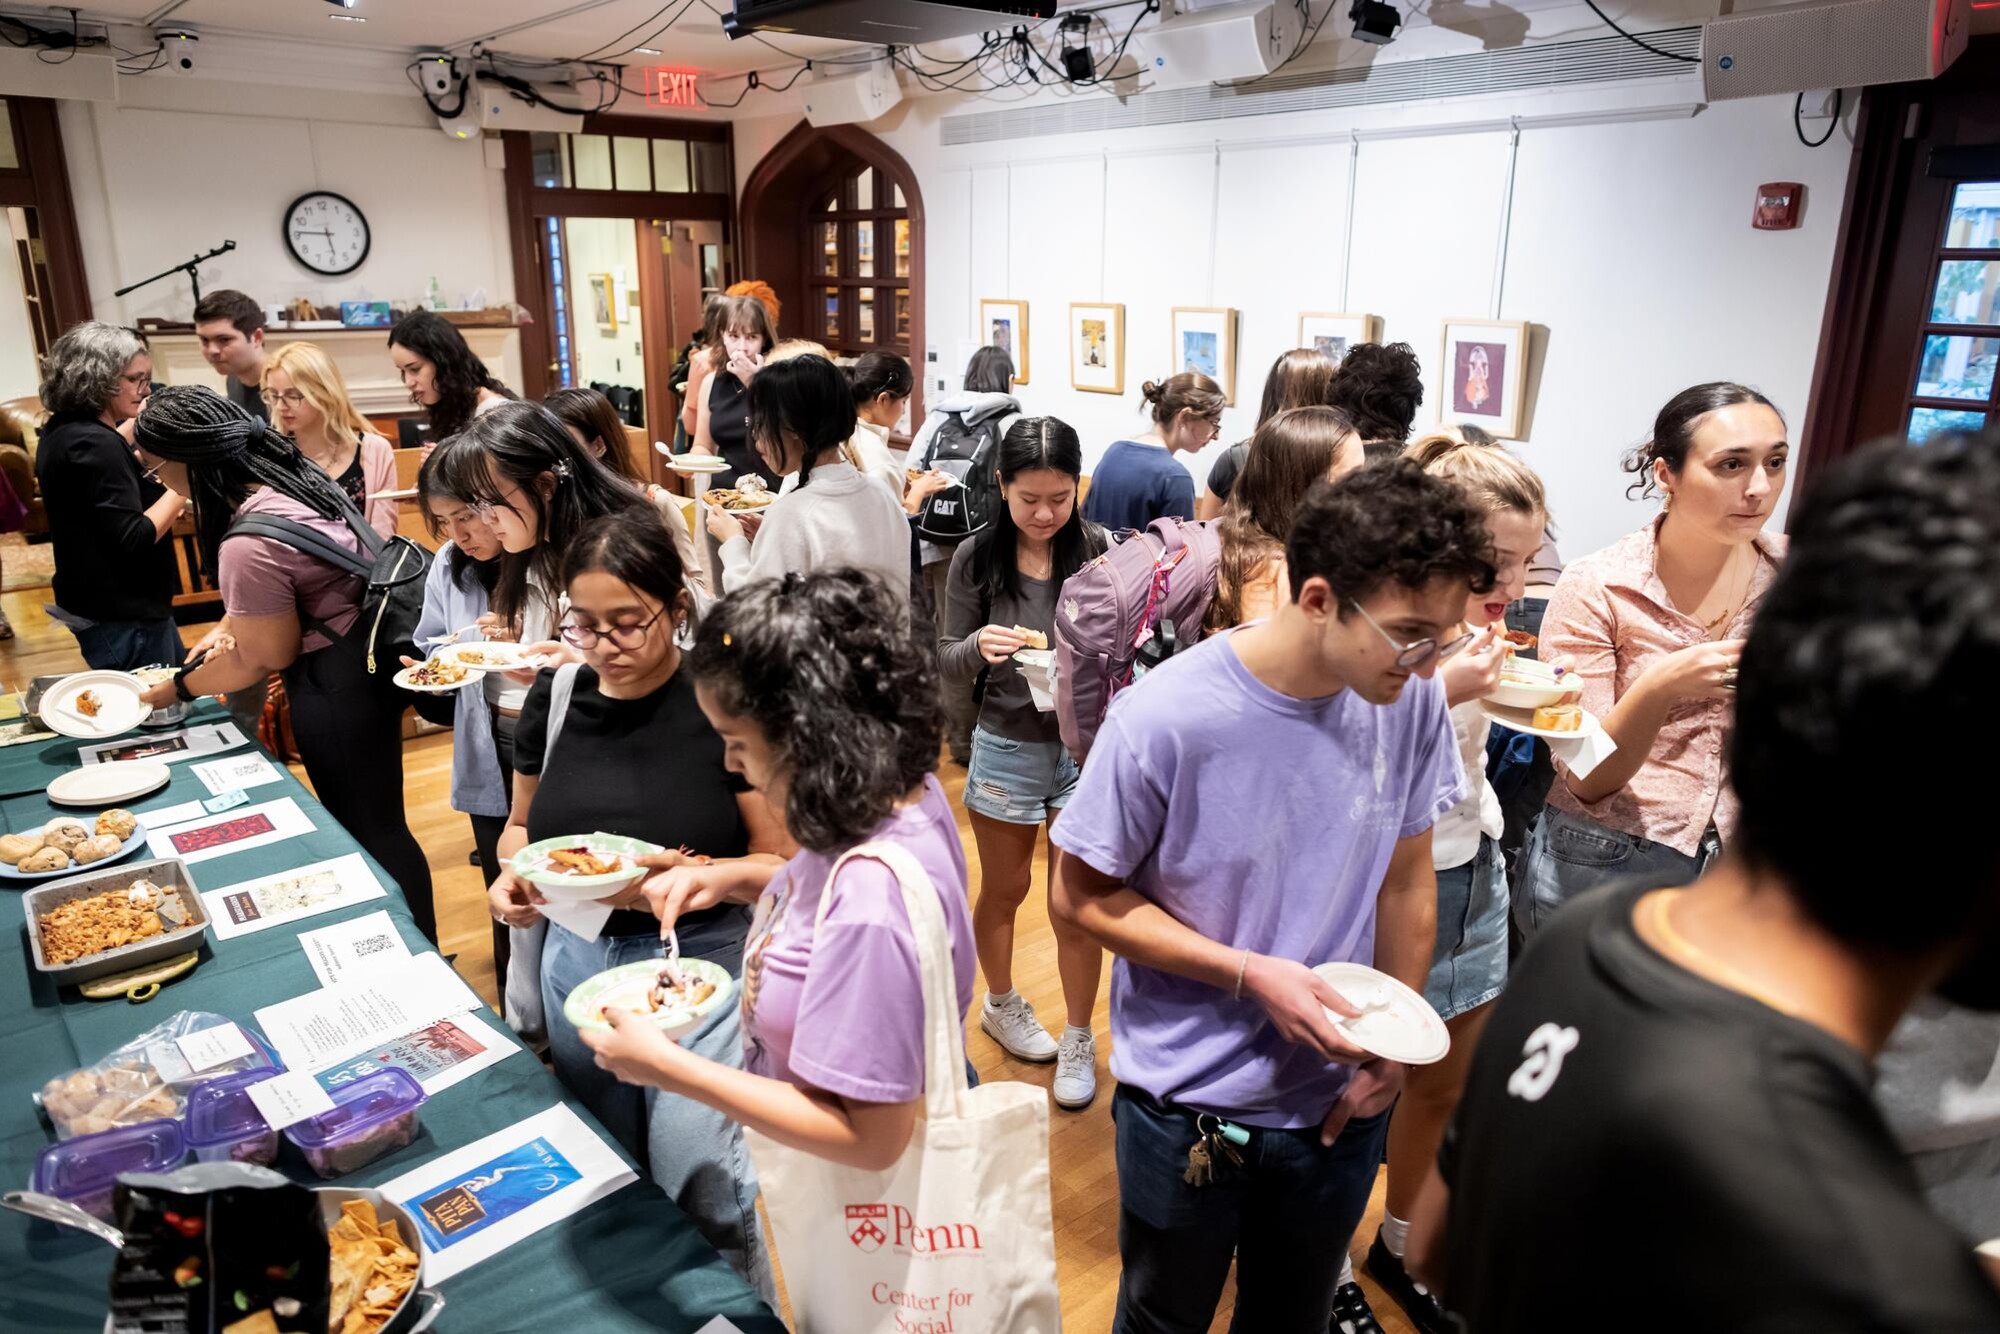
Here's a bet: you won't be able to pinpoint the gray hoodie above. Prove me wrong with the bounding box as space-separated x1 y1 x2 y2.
906 390 1022 566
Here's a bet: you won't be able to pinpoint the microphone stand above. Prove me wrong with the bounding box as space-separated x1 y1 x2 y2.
115 240 237 308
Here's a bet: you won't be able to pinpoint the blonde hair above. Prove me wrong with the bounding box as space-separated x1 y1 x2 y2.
1406 426 1547 525
265 341 374 450
766 339 830 364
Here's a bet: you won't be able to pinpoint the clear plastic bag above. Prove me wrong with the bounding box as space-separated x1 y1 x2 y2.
35 1011 277 1140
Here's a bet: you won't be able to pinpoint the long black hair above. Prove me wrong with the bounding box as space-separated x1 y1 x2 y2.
135 385 356 576
969 416 1105 603
963 346 1014 394
562 506 694 627
689 570 940 852
747 355 856 489
416 438 498 594
848 351 914 407
428 401 649 627
388 310 515 439
543 386 647 486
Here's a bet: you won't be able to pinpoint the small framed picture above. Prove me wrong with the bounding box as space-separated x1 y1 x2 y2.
979 299 1030 386
1070 302 1125 395
588 273 618 333
1169 307 1239 404
1296 311 1380 367
1439 319 1531 439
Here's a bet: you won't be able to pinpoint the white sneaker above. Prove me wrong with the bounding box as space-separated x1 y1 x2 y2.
1052 1028 1097 1109
980 992 1058 1062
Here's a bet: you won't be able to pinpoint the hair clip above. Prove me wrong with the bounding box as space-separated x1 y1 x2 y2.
552 460 572 479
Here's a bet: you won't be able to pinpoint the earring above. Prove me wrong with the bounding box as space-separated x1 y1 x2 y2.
1661 489 1674 513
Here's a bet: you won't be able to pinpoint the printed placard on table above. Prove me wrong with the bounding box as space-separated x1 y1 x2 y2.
78 722 247 767
254 953 484 1074
377 1103 637 1283
313 1012 519 1098
245 1070 338 1131
297 908 411 985
198 852 386 939
145 796 314 867
189 752 285 797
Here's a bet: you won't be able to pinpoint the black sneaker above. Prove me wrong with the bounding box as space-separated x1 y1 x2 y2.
1330 1280 1385 1334
1364 1233 1447 1334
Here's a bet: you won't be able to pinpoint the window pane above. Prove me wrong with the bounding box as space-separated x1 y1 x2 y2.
858 286 875 342
822 287 841 341
817 222 838 276
824 194 837 213
895 289 910 340
1946 182 2000 249
1908 406 1986 440
0 100 14 172
893 181 906 209
701 244 725 292
692 140 728 193
529 131 570 188
864 167 882 208
894 219 910 278
1916 335 1999 400
1931 259 2000 325
653 140 690 192
856 221 875 277
612 136 651 191
570 134 612 190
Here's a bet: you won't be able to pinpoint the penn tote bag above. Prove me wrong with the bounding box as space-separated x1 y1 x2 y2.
744 841 1061 1333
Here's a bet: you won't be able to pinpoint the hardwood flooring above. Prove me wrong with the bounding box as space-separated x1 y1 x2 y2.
0 585 1418 1334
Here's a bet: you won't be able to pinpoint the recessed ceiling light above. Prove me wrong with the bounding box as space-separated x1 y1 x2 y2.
635 47 662 54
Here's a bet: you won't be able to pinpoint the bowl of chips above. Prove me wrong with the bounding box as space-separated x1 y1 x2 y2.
316 1190 436 1334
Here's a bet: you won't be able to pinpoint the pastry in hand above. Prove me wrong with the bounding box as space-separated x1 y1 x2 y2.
1012 626 1049 650
1532 703 1583 733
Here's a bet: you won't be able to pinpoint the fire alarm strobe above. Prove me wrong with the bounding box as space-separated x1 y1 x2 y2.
1754 182 1803 231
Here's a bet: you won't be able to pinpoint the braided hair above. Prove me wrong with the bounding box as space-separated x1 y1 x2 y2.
135 384 356 575
689 569 941 853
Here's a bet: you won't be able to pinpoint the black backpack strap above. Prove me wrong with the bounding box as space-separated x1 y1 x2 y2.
222 514 368 649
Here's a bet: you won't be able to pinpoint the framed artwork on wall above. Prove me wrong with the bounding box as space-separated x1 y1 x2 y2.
979 299 1030 385
1070 302 1125 395
1169 306 1239 404
588 273 618 334
1296 311 1381 366
1439 318 1531 439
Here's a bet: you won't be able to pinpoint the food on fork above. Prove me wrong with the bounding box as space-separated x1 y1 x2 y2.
1501 629 1537 654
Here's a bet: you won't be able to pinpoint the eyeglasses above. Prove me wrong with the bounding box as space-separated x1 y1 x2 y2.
1348 600 1474 670
559 605 667 651
121 373 154 389
260 389 308 407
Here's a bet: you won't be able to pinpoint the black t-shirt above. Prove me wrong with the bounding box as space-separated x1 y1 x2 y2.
1205 440 1249 503
35 412 178 623
705 371 781 491
1439 883 2000 1333
515 665 751 935
225 374 270 424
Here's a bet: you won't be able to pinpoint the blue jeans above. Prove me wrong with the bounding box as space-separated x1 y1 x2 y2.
1111 1087 1390 1334
541 906 774 1304
72 616 183 672
1515 806 1715 938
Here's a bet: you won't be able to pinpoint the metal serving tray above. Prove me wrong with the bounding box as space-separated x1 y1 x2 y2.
22 857 208 987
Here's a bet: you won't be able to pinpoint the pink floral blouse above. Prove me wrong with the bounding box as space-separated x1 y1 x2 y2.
1542 514 1787 856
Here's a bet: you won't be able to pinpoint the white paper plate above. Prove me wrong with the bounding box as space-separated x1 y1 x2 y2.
653 443 730 473
40 672 149 739
1477 699 1602 742
701 492 776 512
392 662 484 694
1484 676 1581 711
47 760 172 807
437 641 536 672
1313 961 1450 1066
0 821 149 880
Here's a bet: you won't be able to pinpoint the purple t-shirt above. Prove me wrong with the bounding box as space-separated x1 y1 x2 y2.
1051 628 1465 1128
740 775 977 1103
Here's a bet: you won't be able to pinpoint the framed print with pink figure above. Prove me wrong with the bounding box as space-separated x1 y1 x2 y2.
1439 318 1530 439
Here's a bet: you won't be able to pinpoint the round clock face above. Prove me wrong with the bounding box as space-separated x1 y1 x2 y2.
283 191 370 276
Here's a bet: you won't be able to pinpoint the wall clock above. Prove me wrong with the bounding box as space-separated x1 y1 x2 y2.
283 191 371 276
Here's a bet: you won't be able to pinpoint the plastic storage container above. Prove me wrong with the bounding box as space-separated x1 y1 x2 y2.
283 1067 426 1179
183 1067 284 1166
33 1118 185 1220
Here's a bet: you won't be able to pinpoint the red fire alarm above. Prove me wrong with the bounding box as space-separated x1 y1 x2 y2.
1753 182 1804 230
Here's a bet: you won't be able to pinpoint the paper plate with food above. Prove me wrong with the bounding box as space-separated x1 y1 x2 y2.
1478 696 1601 741
1483 653 1582 712
40 671 149 740
436 640 538 673
0 811 148 880
563 957 735 1038
509 832 661 902
702 481 776 512
1312 961 1450 1066
392 655 482 693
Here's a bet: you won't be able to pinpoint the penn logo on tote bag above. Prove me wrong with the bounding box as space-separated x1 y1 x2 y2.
847 1203 984 1256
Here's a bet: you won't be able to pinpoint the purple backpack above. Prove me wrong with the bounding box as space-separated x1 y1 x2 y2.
1054 517 1222 762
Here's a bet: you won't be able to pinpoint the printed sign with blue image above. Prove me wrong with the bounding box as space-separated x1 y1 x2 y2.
412 1137 583 1251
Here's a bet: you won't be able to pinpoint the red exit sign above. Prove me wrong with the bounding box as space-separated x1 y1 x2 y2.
644 67 702 108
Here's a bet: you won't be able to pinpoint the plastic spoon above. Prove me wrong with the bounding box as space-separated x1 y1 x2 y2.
1 1190 126 1248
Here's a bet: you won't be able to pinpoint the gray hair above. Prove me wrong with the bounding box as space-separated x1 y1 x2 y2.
39 321 148 416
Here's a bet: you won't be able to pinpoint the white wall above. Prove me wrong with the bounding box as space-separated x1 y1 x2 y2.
732 81 1851 559
562 217 645 394
60 80 514 331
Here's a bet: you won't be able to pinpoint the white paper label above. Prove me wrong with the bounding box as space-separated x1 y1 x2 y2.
173 1023 255 1074
245 1070 337 1130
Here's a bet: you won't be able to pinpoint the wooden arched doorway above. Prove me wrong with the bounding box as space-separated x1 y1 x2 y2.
740 122 925 429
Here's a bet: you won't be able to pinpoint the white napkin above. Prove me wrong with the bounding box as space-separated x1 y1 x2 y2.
1017 655 1057 713
1547 712 1618 780
535 895 616 942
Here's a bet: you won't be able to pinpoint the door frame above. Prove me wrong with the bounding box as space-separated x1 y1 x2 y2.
0 96 91 340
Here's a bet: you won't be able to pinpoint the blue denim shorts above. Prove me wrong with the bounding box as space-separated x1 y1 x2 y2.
963 725 1080 825
1424 835 1508 1022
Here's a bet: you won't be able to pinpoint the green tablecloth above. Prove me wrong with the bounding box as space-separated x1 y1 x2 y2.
0 703 783 1333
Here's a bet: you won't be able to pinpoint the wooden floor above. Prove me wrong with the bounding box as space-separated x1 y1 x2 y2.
0 586 1418 1334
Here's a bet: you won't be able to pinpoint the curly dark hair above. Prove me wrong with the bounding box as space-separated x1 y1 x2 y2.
1286 458 1496 610
689 570 942 853
388 310 515 439
1327 342 1424 443
1732 425 2000 951
1622 381 1782 500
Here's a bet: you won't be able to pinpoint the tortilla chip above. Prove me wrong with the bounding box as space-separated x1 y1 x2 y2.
221 1314 281 1334
340 1200 382 1235
375 1218 403 1248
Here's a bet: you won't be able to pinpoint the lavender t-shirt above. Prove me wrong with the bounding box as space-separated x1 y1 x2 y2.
1051 628 1465 1128
740 775 977 1103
